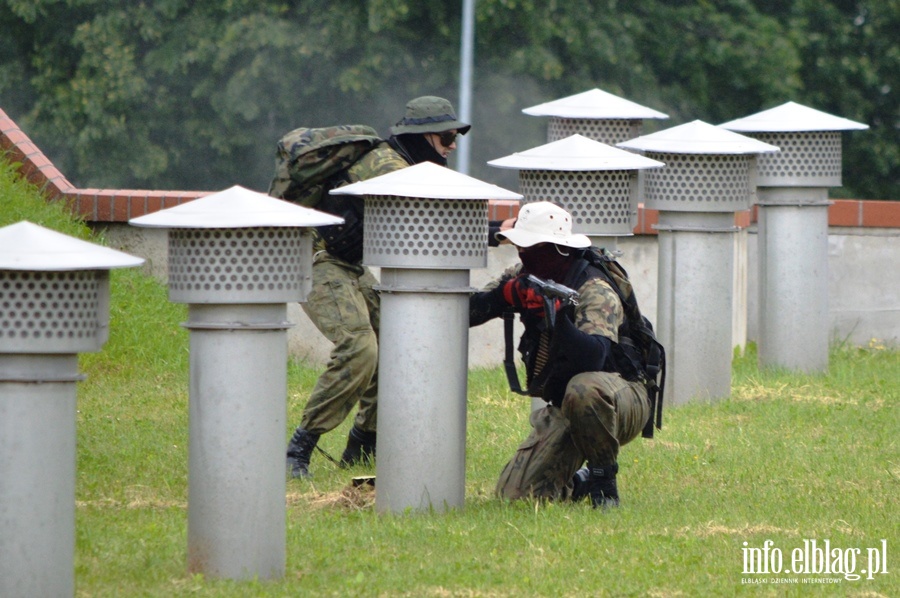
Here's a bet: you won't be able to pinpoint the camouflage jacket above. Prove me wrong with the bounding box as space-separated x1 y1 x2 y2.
311 142 410 261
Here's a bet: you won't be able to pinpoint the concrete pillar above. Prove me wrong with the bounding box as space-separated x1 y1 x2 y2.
721 102 869 372
619 121 778 405
130 186 341 580
0 222 142 598
329 161 522 513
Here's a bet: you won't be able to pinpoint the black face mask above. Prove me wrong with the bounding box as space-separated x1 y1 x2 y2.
390 134 447 166
518 243 575 283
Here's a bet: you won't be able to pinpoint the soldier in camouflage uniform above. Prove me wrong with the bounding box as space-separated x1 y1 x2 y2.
469 202 650 508
284 97 470 478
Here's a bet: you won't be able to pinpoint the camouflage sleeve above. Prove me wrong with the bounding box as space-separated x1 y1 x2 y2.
469 264 523 326
346 143 409 183
480 264 523 292
574 277 623 342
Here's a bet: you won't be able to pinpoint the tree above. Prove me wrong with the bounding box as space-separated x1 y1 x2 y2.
0 0 895 199
784 0 898 198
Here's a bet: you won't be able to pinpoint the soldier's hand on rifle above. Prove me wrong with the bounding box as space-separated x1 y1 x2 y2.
501 275 558 317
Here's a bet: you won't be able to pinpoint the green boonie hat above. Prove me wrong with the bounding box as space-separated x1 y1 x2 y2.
390 96 471 136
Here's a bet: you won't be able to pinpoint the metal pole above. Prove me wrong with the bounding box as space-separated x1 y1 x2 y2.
0 355 79 598
457 0 475 174
656 212 737 405
0 224 141 598
185 303 288 580
375 269 470 513
129 188 339 581
331 164 516 513
757 187 830 371
719 103 868 373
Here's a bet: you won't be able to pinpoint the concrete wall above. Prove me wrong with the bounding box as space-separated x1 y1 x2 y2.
98 222 900 369
746 226 900 347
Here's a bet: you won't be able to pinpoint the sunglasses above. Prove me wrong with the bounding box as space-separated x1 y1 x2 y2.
435 131 458 146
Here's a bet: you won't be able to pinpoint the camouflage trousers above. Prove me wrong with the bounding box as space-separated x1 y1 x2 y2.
298 251 380 435
496 371 649 501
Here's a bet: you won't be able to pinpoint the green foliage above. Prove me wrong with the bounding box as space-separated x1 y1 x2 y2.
0 0 896 199
786 0 899 198
632 1 804 123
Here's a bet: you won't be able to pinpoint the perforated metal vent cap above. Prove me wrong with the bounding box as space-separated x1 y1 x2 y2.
749 131 843 186
0 270 108 352
523 88 669 120
489 134 664 171
0 221 144 271
166 227 311 303
618 120 779 155
547 118 643 145
364 196 487 269
719 101 868 133
641 153 754 212
518 170 636 235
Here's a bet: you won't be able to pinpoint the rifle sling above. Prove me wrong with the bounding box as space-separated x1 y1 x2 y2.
503 311 526 395
503 305 560 399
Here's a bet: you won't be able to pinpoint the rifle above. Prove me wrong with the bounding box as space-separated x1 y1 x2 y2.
503 275 579 396
524 274 579 327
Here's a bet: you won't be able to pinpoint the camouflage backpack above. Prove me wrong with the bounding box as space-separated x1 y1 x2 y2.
267 125 383 206
580 247 666 438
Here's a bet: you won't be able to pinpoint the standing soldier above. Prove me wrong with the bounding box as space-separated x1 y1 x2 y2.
275 96 470 477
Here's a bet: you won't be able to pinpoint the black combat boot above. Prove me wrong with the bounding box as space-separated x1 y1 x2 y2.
570 466 591 502
286 428 319 478
340 425 376 467
588 463 620 509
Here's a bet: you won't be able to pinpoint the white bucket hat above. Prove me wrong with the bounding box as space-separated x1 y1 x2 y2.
498 201 591 248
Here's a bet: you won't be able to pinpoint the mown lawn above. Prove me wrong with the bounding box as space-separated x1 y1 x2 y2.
74 286 899 597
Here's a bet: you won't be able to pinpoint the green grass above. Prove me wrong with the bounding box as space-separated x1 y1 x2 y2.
0 154 93 239
4 155 898 596
71 344 899 597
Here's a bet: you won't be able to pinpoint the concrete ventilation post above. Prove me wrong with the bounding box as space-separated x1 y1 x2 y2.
130 186 341 580
522 88 669 250
721 102 869 372
488 135 664 411
619 122 779 406
330 162 522 514
0 222 143 598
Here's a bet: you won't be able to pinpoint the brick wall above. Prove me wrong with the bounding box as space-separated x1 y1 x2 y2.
3 107 897 228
